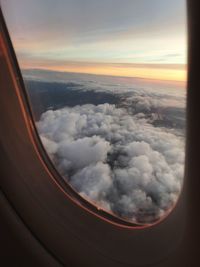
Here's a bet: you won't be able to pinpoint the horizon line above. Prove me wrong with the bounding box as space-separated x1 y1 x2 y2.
22 67 187 85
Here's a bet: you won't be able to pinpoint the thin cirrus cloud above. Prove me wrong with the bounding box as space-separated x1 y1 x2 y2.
1 0 187 81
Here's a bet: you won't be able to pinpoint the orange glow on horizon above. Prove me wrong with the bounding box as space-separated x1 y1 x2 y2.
20 60 187 83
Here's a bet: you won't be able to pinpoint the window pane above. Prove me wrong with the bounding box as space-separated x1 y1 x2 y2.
1 0 187 225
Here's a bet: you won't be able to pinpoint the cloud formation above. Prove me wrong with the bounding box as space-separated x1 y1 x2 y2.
37 97 185 224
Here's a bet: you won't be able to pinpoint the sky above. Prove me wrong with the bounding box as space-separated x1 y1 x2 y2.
1 0 187 82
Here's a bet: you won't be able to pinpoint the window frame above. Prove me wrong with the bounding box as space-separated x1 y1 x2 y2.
1 1 198 265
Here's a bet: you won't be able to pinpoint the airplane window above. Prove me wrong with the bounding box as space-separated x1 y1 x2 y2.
1 0 187 225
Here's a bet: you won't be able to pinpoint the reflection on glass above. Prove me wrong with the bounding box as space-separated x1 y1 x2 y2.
1 0 187 224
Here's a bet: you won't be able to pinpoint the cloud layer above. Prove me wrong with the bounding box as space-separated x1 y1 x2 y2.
37 98 185 224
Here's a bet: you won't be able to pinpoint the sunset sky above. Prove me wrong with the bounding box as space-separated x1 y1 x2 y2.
1 0 187 82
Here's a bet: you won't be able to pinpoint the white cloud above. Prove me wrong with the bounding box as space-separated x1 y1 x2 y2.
57 136 110 170
37 100 185 224
71 162 112 203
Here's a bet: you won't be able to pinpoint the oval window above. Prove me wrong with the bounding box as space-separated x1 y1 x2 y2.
1 0 187 225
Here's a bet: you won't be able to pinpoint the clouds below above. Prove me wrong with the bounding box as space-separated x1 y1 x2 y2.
37 96 185 224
